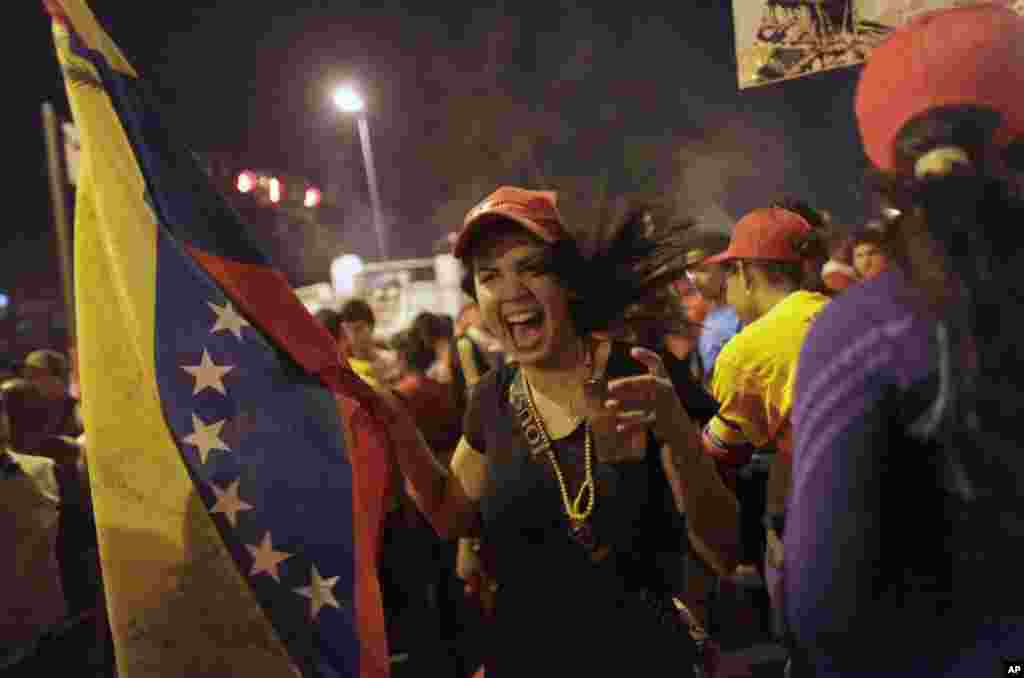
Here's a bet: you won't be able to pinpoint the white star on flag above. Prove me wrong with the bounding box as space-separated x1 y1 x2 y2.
207 300 251 340
209 478 253 527
182 413 231 464
181 348 235 395
246 532 293 583
294 564 341 620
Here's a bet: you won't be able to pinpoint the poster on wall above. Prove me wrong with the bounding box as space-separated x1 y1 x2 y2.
733 0 1024 90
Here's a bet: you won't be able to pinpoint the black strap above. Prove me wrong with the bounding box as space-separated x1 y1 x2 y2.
0 450 21 477
506 370 560 461
52 460 85 509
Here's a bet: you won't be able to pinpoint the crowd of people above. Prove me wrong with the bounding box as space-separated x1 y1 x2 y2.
7 4 1024 677
1 349 114 676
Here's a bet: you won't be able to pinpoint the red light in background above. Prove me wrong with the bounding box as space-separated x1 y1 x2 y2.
236 170 255 193
304 187 322 208
268 177 281 203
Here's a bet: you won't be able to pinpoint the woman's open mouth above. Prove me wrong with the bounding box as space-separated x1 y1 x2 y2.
504 309 546 351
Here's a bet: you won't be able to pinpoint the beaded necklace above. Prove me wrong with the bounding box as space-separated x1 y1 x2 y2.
521 373 595 523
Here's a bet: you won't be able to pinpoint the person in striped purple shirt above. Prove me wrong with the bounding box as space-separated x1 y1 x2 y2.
786 5 1024 677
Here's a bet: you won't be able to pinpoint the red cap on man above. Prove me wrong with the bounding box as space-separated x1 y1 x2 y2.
704 207 812 266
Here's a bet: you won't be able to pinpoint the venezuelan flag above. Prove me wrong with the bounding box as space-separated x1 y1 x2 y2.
48 2 391 676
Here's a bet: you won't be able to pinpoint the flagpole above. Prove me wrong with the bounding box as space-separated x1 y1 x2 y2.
41 101 76 346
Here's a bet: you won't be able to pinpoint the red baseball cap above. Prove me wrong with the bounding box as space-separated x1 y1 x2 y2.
704 207 812 265
856 4 1024 173
453 186 570 259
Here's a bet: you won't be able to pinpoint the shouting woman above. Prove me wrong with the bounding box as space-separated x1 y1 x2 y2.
380 186 740 676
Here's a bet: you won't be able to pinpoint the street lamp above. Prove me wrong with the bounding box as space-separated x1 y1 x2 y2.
332 86 364 114
332 84 387 260
331 253 365 298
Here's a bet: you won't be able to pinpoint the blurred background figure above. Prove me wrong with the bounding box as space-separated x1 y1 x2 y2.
821 232 859 293
1 379 80 467
19 350 82 438
1 378 110 676
663 274 705 384
391 325 462 465
1 388 67 664
681 230 742 386
411 311 456 384
850 221 890 281
317 299 400 387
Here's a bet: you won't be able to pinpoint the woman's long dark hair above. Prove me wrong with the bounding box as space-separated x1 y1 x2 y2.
874 105 1024 439
871 105 1024 607
545 208 696 345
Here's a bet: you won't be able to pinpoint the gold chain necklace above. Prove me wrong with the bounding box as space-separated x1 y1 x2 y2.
522 374 596 522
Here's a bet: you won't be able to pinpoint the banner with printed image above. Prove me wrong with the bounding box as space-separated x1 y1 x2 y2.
734 0 1023 90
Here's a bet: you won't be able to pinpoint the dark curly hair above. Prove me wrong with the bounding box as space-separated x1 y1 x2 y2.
390 327 436 374
315 309 341 340
770 198 830 231
412 312 453 346
338 298 375 328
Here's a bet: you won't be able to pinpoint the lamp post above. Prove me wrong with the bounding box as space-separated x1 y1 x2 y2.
332 85 387 260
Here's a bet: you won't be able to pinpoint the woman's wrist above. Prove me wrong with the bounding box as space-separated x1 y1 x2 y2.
654 402 699 455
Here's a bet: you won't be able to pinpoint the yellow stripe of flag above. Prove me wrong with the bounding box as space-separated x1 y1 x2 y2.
51 2 300 675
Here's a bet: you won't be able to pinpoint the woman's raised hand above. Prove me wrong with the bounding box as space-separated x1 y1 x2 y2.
605 346 688 440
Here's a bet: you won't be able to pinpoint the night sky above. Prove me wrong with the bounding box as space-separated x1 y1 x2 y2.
22 0 873 289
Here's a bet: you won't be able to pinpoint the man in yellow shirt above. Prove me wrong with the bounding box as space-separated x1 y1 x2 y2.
698 206 831 640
